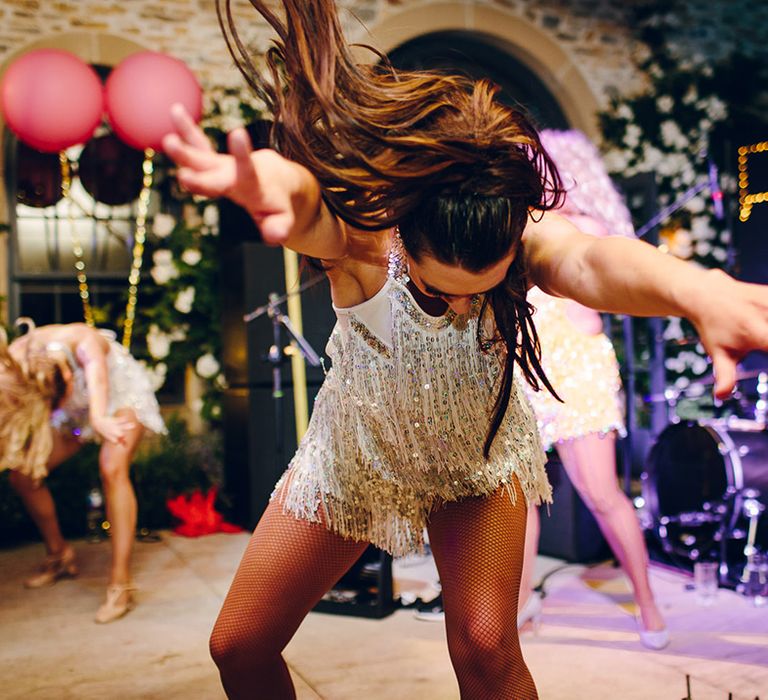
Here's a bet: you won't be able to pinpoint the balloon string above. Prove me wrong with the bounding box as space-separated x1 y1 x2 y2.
122 148 154 350
60 151 95 327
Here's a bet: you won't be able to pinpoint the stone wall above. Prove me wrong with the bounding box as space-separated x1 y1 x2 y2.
1 1 764 112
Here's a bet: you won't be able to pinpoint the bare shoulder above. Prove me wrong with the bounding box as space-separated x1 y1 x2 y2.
324 228 391 308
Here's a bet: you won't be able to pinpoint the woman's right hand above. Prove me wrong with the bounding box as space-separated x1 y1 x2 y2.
91 415 137 446
162 104 302 244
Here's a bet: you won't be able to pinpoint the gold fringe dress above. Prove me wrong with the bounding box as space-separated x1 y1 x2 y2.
524 288 626 451
273 241 551 556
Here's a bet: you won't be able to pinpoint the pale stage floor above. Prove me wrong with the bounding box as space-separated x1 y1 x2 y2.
1 532 766 699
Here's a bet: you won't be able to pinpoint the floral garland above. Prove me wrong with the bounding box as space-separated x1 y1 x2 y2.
118 88 264 424
598 50 736 413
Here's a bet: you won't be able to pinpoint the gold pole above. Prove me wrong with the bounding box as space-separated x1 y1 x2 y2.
282 248 309 440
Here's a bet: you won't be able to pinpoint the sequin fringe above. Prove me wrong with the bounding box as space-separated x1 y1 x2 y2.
273 273 551 556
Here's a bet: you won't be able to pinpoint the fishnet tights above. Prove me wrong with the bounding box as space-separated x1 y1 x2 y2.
209 497 368 699
210 481 536 699
428 479 538 699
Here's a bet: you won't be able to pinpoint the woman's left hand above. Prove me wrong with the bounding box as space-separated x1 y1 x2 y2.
689 269 768 399
91 415 137 445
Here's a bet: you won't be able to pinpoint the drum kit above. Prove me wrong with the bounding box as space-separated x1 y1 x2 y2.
641 367 768 600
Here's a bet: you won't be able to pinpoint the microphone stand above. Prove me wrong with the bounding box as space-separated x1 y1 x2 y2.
244 275 325 474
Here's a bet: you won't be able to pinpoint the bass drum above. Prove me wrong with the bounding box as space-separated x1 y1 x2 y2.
643 420 768 562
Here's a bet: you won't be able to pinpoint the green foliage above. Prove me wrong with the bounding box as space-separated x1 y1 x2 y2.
598 8 768 411
132 415 223 530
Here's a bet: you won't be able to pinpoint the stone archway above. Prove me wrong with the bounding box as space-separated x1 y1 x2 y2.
360 2 600 138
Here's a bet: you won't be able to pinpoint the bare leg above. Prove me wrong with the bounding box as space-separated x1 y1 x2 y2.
556 434 665 632
97 408 144 587
209 492 369 699
8 431 82 556
427 479 537 700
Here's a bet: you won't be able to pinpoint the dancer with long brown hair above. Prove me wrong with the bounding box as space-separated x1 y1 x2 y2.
518 129 667 649
1 321 164 623
163 2 768 697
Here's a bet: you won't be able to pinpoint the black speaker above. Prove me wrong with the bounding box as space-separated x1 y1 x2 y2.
538 452 611 563
219 200 336 529
314 545 396 618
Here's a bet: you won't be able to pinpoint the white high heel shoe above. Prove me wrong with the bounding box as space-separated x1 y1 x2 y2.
517 593 542 631
636 618 670 650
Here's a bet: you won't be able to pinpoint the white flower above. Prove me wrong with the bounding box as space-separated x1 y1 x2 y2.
695 240 712 257
195 352 220 379
674 376 691 390
691 355 709 375
203 204 219 228
181 249 202 266
703 96 728 121
603 149 630 173
211 404 222 418
616 103 634 121
685 196 706 214
711 246 728 263
640 143 665 170
150 249 179 285
174 286 196 314
191 398 204 415
663 318 684 341
623 124 643 149
691 216 715 241
660 120 689 150
146 324 172 360
656 95 674 113
214 372 228 390
665 357 684 372
140 360 167 392
152 213 176 238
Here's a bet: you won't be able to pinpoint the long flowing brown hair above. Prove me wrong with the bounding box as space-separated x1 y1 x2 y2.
217 0 564 456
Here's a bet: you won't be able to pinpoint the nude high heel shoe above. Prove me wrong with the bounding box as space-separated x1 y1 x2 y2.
24 546 79 588
95 583 136 624
517 592 542 631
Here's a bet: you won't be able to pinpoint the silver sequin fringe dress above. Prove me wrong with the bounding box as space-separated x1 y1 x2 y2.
49 332 166 441
273 241 551 556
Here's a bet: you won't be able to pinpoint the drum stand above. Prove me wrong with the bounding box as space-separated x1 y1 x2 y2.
737 489 767 603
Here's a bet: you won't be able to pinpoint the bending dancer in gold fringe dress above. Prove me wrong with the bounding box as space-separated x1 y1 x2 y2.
162 2 768 696
519 129 668 649
0 321 165 623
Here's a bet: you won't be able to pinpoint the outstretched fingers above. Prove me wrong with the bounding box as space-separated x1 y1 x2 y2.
169 103 213 151
710 349 738 400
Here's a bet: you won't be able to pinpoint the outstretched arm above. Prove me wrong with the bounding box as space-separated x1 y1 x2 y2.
524 211 768 398
75 333 136 444
162 104 350 260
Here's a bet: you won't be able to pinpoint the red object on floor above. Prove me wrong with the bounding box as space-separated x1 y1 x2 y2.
165 487 244 537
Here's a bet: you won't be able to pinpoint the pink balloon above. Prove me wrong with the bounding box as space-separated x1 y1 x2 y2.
105 51 202 152
0 49 104 153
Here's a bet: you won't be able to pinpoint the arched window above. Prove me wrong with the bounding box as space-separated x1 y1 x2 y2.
387 30 569 131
